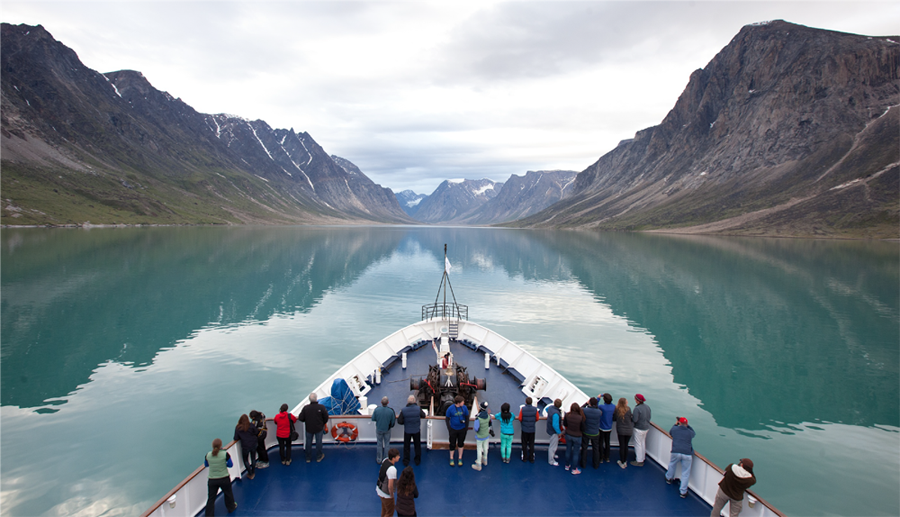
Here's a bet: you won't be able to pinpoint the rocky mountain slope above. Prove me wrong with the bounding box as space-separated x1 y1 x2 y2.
461 169 577 224
513 21 899 238
412 178 503 223
0 23 412 226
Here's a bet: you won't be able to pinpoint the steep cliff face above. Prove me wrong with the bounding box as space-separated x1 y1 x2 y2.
0 23 410 225
462 170 577 224
518 21 899 237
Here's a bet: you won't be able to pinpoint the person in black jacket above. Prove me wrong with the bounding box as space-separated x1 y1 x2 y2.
395 466 419 516
233 414 258 479
298 393 329 463
397 395 427 466
249 410 269 468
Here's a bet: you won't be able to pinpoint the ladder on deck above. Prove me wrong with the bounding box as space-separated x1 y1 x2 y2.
449 320 459 340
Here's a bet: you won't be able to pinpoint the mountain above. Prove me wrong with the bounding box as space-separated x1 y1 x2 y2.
394 190 429 216
0 23 412 226
513 21 899 238
411 178 503 223
461 169 577 224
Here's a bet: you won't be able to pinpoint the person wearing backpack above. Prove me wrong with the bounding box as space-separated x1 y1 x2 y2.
376 448 401 517
471 401 492 471
249 410 269 469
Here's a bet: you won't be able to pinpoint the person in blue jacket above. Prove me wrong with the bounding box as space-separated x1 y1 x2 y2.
493 402 516 463
445 395 469 467
598 393 616 463
666 417 696 498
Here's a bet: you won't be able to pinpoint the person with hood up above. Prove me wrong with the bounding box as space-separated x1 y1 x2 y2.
710 459 757 517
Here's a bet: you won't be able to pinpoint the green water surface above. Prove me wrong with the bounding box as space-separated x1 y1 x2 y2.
1 226 897 516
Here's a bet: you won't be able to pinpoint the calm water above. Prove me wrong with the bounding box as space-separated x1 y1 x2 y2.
1 226 897 516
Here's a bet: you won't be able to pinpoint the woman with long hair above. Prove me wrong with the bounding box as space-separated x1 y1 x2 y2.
273 403 298 465
563 402 585 475
233 414 259 480
395 466 419 516
204 438 236 515
493 402 516 463
614 397 634 469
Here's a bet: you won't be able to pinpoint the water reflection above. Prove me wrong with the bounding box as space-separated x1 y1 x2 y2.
0 226 404 408
529 231 900 430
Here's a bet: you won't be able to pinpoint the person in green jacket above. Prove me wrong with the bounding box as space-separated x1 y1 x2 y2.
204 438 237 515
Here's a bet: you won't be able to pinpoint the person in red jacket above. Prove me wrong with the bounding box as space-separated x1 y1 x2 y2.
710 458 756 517
273 403 297 465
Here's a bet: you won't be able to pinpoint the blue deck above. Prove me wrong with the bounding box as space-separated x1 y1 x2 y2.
205 337 712 516
209 442 711 516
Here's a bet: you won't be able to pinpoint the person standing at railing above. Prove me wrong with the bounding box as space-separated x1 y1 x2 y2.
372 397 396 465
233 414 259 480
580 397 602 470
613 397 634 469
494 402 516 464
598 393 615 463
631 394 651 467
273 404 298 465
665 417 696 499
204 438 237 515
563 403 585 475
517 397 540 463
249 410 269 469
398 395 426 466
445 395 469 467
710 459 756 517
544 398 564 466
298 393 330 463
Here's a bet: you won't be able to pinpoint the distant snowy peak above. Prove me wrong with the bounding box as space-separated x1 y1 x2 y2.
394 189 428 216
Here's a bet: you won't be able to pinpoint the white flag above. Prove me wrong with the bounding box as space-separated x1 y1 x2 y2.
445 257 452 274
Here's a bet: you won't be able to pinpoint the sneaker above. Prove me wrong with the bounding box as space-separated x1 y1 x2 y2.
316 453 325 463
482 459 488 466
618 460 626 469
450 459 455 466
630 461 644 467
681 492 687 499
457 459 463 466
565 465 571 471
550 461 559 466
281 460 286 465
306 457 311 463
572 469 581 475
286 459 291 466
247 472 255 480
257 462 269 469
666 477 673 484
471 463 482 471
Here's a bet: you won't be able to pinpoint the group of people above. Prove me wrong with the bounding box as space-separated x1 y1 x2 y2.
203 396 330 516
204 392 756 517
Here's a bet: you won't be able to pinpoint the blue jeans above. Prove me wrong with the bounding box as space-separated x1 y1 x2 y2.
376 430 390 463
305 430 323 460
666 452 693 495
565 434 582 468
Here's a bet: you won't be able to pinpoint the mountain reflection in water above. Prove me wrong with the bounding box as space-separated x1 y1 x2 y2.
1 226 897 517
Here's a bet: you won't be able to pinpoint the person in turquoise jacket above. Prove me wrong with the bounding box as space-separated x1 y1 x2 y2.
493 402 516 463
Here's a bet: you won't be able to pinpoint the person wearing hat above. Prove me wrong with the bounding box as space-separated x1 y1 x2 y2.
472 401 492 471
710 459 756 517
631 394 651 467
665 417 696 498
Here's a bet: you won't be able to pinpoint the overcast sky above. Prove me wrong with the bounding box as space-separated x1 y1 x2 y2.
4 1 898 194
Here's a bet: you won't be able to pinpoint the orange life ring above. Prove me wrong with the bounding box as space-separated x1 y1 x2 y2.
330 422 358 442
